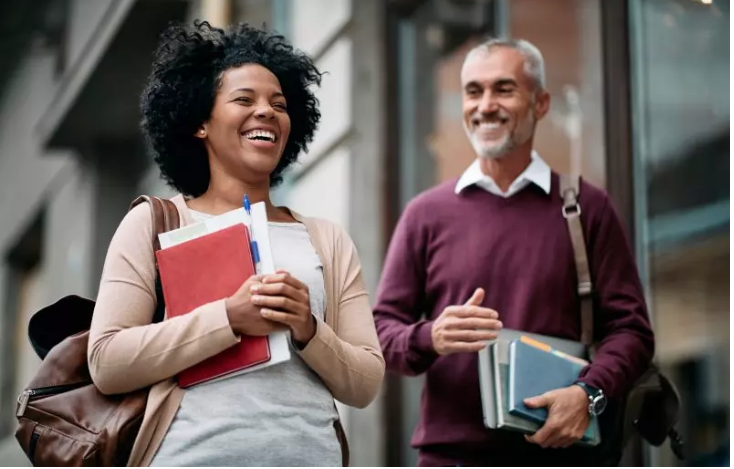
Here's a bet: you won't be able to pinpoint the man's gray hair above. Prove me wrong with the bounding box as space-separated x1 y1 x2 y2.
466 38 546 91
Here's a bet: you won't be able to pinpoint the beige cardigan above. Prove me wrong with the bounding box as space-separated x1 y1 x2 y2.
87 195 385 467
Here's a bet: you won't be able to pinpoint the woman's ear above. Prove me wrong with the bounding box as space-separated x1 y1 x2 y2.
194 126 207 139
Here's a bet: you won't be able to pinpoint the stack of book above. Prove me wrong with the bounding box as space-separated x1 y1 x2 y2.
155 202 291 388
478 330 601 446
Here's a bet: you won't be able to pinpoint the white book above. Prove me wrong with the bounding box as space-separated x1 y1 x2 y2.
158 202 291 379
477 341 497 428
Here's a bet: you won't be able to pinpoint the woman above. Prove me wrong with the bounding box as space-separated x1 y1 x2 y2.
88 21 385 467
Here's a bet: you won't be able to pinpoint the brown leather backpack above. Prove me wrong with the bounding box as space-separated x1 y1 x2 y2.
560 175 683 464
15 196 179 466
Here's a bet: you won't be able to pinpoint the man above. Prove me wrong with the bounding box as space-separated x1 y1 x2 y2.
373 38 654 466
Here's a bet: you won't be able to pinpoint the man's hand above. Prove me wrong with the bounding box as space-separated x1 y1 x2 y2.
524 385 590 448
430 288 502 355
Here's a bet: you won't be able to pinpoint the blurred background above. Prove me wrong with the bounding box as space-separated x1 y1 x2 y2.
0 0 728 466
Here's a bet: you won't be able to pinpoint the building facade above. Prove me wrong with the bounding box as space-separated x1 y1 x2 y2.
0 0 728 466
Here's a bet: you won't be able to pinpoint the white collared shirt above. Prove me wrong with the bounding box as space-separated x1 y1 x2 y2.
454 151 551 198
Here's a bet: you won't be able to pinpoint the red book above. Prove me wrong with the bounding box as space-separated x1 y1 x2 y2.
155 223 271 387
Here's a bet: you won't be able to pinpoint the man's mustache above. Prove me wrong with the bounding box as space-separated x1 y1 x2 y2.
471 111 510 124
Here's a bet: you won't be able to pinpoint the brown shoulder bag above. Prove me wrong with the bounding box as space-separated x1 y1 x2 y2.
560 175 684 464
15 196 179 466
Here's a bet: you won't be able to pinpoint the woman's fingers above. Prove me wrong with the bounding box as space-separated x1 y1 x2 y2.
263 271 308 292
251 295 308 315
251 282 307 303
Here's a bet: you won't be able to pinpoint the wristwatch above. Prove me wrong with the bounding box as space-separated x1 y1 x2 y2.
574 381 607 417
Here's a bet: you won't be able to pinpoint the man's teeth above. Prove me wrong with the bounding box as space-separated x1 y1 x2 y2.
478 122 504 130
241 129 276 142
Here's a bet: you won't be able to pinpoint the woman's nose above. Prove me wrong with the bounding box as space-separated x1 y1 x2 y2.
255 106 275 119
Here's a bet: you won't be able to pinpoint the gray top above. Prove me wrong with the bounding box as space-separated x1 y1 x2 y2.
150 213 341 467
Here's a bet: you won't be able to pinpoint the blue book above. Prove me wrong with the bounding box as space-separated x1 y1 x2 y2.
508 339 599 444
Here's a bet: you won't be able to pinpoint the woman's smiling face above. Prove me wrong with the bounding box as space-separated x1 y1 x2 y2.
197 63 292 183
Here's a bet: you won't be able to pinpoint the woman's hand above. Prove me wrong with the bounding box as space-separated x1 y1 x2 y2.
250 269 316 346
225 274 283 336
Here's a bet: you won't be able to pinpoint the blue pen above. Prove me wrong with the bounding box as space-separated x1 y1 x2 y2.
242 194 261 271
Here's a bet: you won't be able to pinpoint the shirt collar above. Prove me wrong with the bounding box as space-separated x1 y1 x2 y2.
454 150 551 196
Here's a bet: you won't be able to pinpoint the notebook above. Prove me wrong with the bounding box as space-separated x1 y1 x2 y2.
158 203 291 378
156 223 271 387
508 338 599 444
490 341 538 434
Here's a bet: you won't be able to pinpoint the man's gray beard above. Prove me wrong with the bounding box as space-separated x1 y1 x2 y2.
473 135 515 160
471 111 536 160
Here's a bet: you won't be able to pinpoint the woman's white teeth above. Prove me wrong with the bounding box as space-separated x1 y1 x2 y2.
242 130 276 142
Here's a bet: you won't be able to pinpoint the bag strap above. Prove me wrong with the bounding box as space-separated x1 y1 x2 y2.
559 175 594 350
129 196 180 323
130 195 180 251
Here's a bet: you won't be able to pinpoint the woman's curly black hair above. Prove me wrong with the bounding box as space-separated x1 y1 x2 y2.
140 21 322 197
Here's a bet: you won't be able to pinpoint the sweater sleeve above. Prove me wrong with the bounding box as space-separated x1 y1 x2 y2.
373 200 439 376
576 194 655 398
297 224 385 408
87 203 240 395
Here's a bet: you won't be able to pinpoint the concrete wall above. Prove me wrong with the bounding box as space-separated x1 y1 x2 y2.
0 52 98 459
0 160 97 465
65 0 121 71
0 44 69 462
0 1 136 462
0 51 68 251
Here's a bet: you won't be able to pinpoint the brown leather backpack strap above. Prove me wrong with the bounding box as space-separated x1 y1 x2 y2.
129 195 180 252
130 196 180 324
559 175 594 351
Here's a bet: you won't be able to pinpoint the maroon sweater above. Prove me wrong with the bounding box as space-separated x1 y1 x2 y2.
373 174 654 463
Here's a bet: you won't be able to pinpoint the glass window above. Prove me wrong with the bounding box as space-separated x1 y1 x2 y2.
506 0 606 188
395 0 494 210
630 0 729 466
396 0 606 206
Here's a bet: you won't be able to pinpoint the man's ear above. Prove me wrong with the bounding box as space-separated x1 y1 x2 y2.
194 125 208 139
534 90 551 120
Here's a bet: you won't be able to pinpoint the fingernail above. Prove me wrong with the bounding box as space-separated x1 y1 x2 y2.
497 322 503 328
260 309 269 316
250 285 260 293
252 295 261 303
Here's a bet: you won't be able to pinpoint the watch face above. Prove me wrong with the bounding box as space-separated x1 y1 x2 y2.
591 396 607 416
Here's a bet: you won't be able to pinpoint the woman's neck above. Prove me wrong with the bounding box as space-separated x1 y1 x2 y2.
187 173 293 222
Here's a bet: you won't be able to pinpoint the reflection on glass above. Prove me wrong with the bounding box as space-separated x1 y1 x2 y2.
425 0 607 188
631 0 729 466
508 0 606 188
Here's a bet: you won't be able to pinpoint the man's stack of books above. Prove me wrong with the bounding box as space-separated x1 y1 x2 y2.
478 330 601 446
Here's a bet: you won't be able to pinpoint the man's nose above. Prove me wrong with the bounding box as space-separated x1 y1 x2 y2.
478 91 498 115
